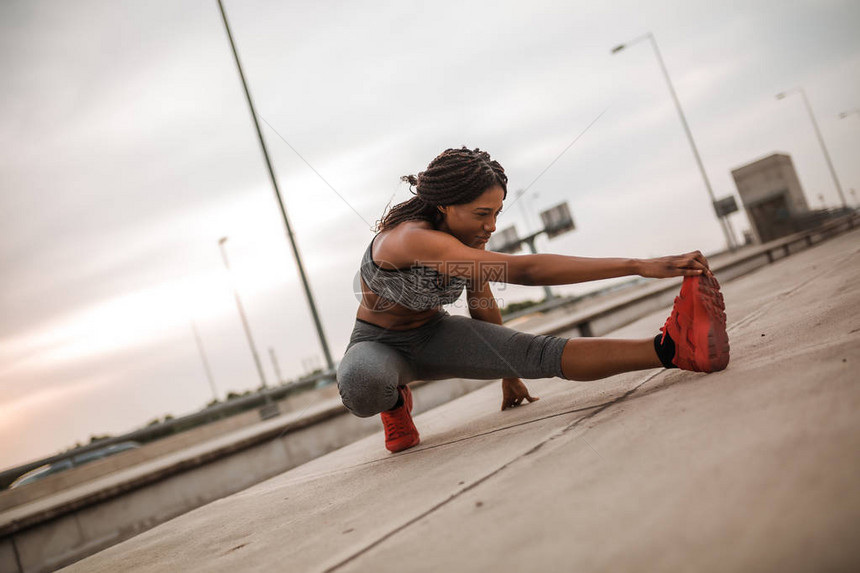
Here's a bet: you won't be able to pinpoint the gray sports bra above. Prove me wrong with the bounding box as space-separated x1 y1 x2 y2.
360 235 468 311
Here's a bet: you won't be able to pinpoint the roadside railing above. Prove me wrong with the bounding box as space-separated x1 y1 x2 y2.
531 212 859 339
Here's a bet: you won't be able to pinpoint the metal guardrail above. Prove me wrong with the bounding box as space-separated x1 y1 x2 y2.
536 212 859 338
504 211 858 328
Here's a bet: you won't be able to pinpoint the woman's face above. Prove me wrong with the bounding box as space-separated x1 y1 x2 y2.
437 185 505 249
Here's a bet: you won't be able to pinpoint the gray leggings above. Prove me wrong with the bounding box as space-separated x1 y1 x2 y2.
336 311 568 417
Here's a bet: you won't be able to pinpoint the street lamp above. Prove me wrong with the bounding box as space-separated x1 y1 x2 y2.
776 88 847 209
217 0 334 375
218 236 268 390
612 32 738 250
191 321 219 403
839 110 859 210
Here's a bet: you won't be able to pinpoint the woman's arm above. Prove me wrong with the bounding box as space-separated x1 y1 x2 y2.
466 279 503 323
466 281 539 411
393 226 711 286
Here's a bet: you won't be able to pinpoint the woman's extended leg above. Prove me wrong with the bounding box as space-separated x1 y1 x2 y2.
559 338 662 381
411 314 663 382
413 274 730 382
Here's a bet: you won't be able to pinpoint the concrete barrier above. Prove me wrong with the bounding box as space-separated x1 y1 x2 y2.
0 377 487 573
0 371 335 491
1 212 857 573
0 385 342 513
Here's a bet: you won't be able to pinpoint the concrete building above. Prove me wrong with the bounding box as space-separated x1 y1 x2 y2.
731 153 809 243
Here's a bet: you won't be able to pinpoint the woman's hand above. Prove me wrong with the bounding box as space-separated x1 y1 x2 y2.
501 377 539 411
637 251 714 279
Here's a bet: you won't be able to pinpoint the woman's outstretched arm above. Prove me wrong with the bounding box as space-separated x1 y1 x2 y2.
466 280 539 410
391 226 712 286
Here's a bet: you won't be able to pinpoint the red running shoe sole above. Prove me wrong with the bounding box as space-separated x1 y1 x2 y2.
682 275 730 372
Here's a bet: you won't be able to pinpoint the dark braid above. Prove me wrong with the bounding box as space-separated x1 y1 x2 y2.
376 146 508 232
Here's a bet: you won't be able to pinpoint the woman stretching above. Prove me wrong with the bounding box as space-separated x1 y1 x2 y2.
337 147 729 453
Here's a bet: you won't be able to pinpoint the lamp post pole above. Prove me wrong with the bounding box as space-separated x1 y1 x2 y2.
191 321 219 403
612 32 736 250
777 88 847 209
839 110 859 210
217 0 334 373
219 237 268 390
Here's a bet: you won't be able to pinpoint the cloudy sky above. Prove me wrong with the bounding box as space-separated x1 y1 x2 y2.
1 0 859 469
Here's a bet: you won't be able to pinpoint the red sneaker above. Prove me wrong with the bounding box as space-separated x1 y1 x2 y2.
660 274 730 372
380 385 420 453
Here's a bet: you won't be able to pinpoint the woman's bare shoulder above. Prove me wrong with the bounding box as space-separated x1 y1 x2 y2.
374 221 436 266
379 221 436 244
392 220 435 234
377 220 522 281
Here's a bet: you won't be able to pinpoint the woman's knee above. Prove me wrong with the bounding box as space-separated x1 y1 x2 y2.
336 344 403 417
338 377 393 418
338 387 386 418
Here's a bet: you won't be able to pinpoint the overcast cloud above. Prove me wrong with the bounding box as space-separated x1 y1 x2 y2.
1 0 859 468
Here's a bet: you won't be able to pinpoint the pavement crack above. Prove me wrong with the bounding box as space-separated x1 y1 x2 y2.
321 454 524 572
387 370 664 459
322 370 667 572
285 371 669 490
580 436 605 459
401 404 602 454
222 543 247 555
727 247 856 334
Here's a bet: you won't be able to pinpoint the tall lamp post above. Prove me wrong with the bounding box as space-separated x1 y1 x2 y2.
611 32 737 250
219 237 268 390
217 0 334 373
776 88 847 209
191 320 219 403
839 109 860 208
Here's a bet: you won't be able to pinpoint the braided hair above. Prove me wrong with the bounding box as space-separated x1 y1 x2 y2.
376 146 508 232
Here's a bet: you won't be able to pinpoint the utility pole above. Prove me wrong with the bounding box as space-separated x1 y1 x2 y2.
219 237 268 389
612 32 737 250
777 88 847 209
217 0 334 373
191 321 218 403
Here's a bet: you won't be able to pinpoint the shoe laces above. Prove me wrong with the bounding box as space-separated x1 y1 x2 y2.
382 407 413 439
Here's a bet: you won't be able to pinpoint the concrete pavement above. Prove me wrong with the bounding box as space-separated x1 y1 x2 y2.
64 228 860 573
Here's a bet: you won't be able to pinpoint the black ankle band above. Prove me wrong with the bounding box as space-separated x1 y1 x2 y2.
654 333 678 369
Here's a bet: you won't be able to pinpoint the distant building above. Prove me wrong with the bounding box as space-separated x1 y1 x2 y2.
731 153 809 243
